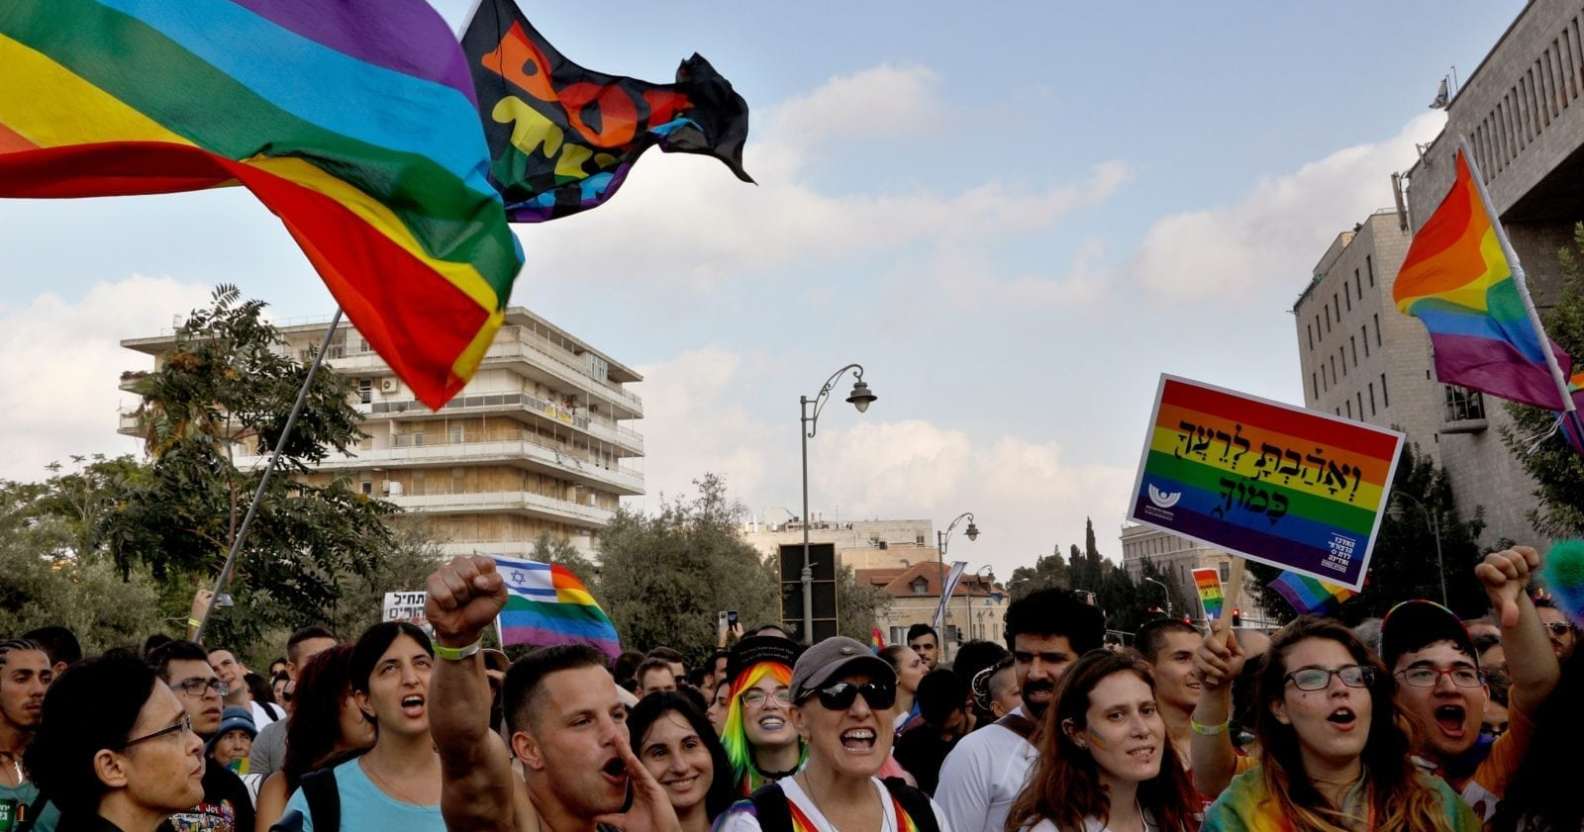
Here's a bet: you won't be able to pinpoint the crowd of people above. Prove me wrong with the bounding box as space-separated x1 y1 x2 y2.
1 544 1580 832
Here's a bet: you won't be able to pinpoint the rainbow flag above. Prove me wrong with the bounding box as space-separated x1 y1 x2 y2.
1130 376 1404 591
494 556 620 657
1268 570 1357 616
1393 149 1573 410
1192 567 1225 620
0 0 523 410
870 627 886 652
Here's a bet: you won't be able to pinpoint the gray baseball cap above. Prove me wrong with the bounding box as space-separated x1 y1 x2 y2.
790 636 896 702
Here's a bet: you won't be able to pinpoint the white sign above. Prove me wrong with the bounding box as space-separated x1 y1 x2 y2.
382 591 431 634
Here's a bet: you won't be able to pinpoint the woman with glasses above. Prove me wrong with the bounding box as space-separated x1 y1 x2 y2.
1007 650 1197 832
716 637 945 832
25 652 206 832
719 635 805 794
1203 617 1480 832
627 691 737 832
253 646 375 832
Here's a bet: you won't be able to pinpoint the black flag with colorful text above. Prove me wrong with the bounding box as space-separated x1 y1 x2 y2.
460 0 753 222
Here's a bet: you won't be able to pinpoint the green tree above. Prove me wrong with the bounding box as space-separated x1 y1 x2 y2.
1247 443 1487 624
1007 546 1071 600
837 563 891 642
112 285 401 649
1502 222 1584 537
596 474 781 663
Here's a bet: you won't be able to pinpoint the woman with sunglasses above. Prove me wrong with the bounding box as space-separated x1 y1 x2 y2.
25 652 206 832
717 636 946 832
253 646 376 832
1007 650 1197 832
627 691 737 832
1203 618 1480 832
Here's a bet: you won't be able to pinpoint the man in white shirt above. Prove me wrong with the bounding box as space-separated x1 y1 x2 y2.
935 589 1105 832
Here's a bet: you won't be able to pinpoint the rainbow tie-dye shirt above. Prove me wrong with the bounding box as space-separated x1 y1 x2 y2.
1202 768 1481 832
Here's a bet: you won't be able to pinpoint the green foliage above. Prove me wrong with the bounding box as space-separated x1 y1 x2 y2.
597 474 854 663
1502 223 1584 537
1007 547 1070 599
1247 443 1488 624
837 562 891 641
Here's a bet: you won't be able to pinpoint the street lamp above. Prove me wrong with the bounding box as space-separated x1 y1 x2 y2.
935 512 979 660
1392 492 1447 606
799 364 876 644
1143 576 1172 617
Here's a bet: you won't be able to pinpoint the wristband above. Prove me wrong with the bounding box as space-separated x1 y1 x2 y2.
433 638 483 662
1190 718 1229 736
187 617 201 629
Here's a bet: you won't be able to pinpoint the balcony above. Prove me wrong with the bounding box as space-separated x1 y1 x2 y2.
236 438 643 495
484 337 643 418
1440 385 1488 434
117 407 142 437
430 535 597 559
387 490 615 528
357 392 642 456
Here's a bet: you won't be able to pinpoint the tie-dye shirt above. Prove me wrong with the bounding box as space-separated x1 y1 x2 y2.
1202 768 1480 832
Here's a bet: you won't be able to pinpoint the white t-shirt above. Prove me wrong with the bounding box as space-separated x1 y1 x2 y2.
248 699 281 729
934 707 1038 832
716 775 951 832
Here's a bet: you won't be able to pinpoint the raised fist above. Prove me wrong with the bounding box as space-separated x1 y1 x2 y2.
1476 545 1539 628
426 555 507 647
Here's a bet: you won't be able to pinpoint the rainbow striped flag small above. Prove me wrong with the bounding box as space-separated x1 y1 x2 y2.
1268 571 1357 616
870 627 886 652
494 556 620 658
1192 568 1225 620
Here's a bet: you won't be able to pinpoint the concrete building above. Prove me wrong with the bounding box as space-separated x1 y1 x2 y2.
1396 0 1584 546
120 308 644 558
855 562 1007 655
1119 523 1271 626
739 517 937 564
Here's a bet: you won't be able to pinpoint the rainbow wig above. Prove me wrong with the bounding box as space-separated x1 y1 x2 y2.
719 660 806 794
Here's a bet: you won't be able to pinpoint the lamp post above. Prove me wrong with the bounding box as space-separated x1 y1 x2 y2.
799 364 877 644
935 512 979 661
1392 492 1447 606
1143 576 1172 617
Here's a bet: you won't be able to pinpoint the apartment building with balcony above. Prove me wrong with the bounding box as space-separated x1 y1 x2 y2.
120 307 643 558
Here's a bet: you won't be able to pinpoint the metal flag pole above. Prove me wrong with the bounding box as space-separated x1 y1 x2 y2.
194 308 344 643
1455 137 1584 438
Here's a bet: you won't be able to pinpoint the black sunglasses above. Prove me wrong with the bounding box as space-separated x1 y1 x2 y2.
806 680 896 711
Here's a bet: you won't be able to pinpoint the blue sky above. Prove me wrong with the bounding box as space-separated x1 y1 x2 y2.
0 1 1524 576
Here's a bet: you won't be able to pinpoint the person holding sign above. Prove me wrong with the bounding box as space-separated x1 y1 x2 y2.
1202 618 1479 832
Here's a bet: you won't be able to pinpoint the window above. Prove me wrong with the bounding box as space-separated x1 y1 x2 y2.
1346 399 1353 418
1355 271 1363 300
1345 284 1352 312
911 577 929 596
1316 315 1323 342
360 480 372 495
1374 314 1382 347
1357 391 1364 419
1369 383 1376 415
1307 324 1314 350
1444 385 1487 422
1331 355 1338 381
1350 336 1358 367
1366 255 1375 287
1381 373 1390 407
1324 303 1332 333
1333 293 1341 321
1339 347 1347 377
1219 563 1230 582
357 378 372 404
1312 372 1319 400
1322 364 1329 390
1362 325 1370 358
449 424 464 444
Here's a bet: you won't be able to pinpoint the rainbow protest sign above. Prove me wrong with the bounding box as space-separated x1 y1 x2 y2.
1192 568 1225 620
1128 376 1405 591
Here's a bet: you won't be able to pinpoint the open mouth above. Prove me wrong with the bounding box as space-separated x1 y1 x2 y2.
1126 745 1157 762
1326 707 1357 730
1433 705 1466 737
840 728 877 752
661 774 700 790
600 756 628 784
758 716 786 731
400 694 426 718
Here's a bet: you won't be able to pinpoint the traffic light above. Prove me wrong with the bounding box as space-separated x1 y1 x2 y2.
1231 608 1242 627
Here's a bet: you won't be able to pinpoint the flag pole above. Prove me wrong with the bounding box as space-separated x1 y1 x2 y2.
194 308 345 643
1456 138 1581 426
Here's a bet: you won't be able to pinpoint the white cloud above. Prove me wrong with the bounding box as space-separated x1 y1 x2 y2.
0 276 211 482
514 65 1130 289
935 237 1112 307
629 348 1137 575
1131 113 1445 299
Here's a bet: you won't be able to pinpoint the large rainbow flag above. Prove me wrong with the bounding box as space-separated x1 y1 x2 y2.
0 0 523 409
493 556 621 658
1129 376 1404 591
1393 149 1572 410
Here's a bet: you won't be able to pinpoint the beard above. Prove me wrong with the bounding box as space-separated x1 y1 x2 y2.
1021 678 1055 719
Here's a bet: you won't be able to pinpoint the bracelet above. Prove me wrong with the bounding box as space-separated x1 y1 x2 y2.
187 617 201 629
433 638 483 662
1190 718 1229 736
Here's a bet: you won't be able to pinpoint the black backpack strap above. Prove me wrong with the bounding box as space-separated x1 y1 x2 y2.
300 766 340 832
746 782 793 832
994 713 1038 742
881 778 941 832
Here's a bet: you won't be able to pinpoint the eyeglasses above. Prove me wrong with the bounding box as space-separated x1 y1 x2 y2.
741 688 792 709
122 712 194 749
1546 622 1575 638
805 680 897 711
1396 666 1482 688
174 677 228 698
1284 665 1374 691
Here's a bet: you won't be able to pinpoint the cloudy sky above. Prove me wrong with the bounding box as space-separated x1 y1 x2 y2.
0 1 1523 577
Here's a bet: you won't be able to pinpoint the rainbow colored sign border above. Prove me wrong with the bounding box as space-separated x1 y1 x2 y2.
1127 375 1405 592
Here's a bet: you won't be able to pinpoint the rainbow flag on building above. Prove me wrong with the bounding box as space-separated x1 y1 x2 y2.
494 556 620 657
1268 570 1357 616
1393 148 1573 410
0 0 522 410
1191 568 1225 620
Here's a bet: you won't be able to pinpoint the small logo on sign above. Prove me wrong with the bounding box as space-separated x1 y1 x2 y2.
1148 484 1182 509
